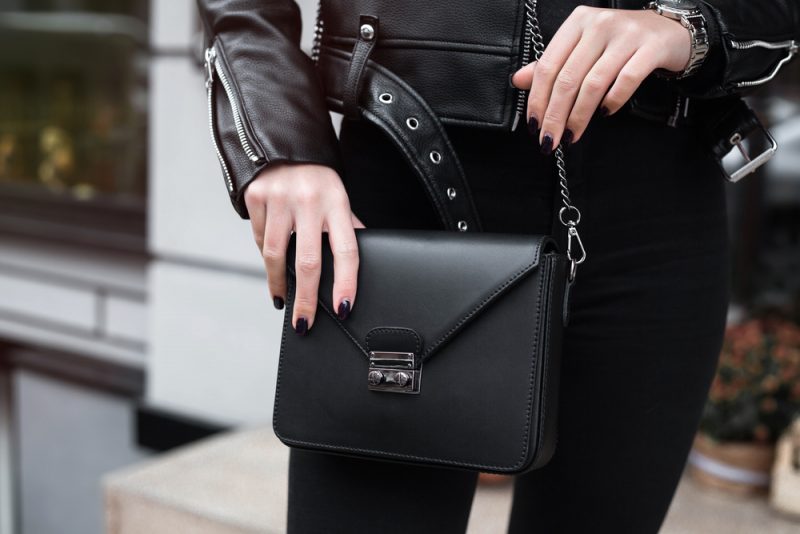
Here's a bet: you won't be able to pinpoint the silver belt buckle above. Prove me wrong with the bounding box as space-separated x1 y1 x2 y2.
719 116 778 183
367 351 422 394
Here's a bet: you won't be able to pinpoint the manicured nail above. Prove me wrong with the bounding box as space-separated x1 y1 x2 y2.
295 316 308 336
273 296 285 310
562 128 574 148
540 132 554 155
337 299 351 320
508 72 516 88
599 105 609 118
527 115 539 137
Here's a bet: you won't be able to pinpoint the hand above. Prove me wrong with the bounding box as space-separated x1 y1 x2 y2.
244 162 366 335
510 6 692 151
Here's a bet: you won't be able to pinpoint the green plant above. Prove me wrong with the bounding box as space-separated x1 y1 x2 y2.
699 313 800 444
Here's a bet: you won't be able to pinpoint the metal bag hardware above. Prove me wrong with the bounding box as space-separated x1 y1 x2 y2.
368 351 422 394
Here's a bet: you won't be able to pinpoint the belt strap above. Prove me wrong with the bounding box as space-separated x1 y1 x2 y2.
319 30 483 232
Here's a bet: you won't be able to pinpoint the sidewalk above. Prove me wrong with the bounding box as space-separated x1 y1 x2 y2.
104 427 800 533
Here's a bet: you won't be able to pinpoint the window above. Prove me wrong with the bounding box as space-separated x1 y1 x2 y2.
0 1 149 252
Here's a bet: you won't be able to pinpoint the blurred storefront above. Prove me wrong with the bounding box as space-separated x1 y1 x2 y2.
0 1 797 533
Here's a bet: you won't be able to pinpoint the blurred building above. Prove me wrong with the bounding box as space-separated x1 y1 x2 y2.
0 1 797 534
0 1 323 533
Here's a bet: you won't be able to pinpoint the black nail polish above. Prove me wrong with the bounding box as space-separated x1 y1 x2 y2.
599 105 609 118
337 299 351 320
562 128 574 148
508 72 516 88
295 316 308 336
540 133 553 155
527 115 539 137
273 296 285 310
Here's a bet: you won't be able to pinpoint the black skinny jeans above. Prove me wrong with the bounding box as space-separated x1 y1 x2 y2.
287 105 731 534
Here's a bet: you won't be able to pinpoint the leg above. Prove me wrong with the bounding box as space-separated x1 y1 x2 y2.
507 111 731 533
286 117 482 534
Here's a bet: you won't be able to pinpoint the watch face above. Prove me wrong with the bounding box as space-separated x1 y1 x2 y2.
659 0 700 10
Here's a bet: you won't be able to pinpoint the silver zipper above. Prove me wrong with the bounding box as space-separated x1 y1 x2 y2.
512 0 536 131
729 38 798 88
205 46 234 193
512 0 546 132
207 44 265 164
311 0 324 65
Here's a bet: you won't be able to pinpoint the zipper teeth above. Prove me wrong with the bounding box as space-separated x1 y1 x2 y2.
205 51 234 192
212 45 264 163
311 0 324 64
512 0 535 131
730 38 798 51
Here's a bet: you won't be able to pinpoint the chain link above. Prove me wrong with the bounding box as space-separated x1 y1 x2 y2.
528 0 586 280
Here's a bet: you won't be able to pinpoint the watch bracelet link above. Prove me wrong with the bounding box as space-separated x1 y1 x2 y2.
645 1 710 80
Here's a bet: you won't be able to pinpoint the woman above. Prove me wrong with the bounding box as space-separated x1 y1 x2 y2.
197 0 799 532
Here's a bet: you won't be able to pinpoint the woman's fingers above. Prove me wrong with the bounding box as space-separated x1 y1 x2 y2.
262 203 292 310
325 205 360 321
567 45 635 143
524 7 586 141
600 44 658 116
292 207 324 335
534 28 608 151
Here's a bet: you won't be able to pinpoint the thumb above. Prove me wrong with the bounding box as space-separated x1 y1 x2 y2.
510 61 536 89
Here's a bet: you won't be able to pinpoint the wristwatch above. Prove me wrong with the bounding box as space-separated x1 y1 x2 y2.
645 0 710 79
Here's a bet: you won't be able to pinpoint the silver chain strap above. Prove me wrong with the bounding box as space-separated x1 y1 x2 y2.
311 0 585 279
527 0 586 281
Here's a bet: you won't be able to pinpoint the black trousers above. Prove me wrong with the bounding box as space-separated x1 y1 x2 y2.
287 106 731 534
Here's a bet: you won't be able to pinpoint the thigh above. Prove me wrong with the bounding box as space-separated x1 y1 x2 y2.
508 111 731 533
287 116 560 534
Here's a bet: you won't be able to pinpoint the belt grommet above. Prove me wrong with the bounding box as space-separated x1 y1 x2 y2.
447 187 456 199
457 220 468 231
406 117 419 130
429 150 442 164
379 92 393 104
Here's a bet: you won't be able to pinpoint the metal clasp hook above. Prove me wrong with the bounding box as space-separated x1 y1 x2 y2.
566 225 586 282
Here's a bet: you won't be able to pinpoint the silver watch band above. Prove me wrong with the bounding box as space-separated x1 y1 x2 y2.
646 1 710 79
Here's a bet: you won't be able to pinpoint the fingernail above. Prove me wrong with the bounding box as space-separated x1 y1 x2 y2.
599 105 609 118
562 128 574 148
508 72 516 88
273 296 285 310
540 132 553 155
527 115 539 137
337 299 351 320
295 316 308 336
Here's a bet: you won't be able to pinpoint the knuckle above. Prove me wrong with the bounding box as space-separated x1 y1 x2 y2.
555 71 579 93
333 239 359 259
543 108 565 124
296 252 321 273
294 295 317 311
583 72 608 93
295 185 321 205
593 9 617 29
262 242 284 261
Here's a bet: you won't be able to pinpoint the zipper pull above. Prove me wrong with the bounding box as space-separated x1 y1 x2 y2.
204 46 216 90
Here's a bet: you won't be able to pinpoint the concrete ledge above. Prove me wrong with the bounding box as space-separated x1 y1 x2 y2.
104 427 288 534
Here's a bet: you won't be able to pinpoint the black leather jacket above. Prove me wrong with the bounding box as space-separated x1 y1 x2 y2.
197 0 800 219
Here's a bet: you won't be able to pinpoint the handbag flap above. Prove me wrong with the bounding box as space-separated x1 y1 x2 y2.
286 228 555 363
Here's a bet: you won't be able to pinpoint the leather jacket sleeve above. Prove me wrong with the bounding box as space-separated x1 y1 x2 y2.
196 0 343 219
665 0 800 99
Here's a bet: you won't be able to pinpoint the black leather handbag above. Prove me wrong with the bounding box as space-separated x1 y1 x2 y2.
272 0 586 475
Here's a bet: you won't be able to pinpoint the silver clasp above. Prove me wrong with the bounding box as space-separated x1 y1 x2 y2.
368 351 421 394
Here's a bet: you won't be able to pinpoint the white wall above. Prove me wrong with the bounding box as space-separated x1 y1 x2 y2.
146 0 326 425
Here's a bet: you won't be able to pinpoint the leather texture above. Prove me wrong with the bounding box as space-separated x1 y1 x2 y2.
274 228 568 473
196 0 799 219
320 46 483 232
